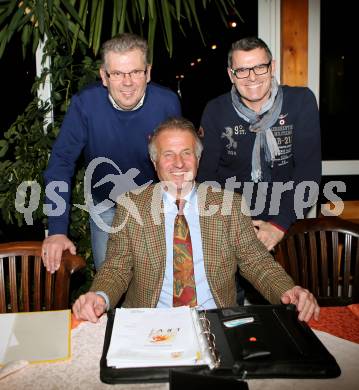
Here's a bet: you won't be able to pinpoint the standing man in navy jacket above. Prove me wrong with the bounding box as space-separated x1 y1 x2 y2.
42 33 181 272
197 37 321 252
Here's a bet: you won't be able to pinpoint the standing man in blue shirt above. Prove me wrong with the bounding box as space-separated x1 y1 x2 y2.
42 33 181 273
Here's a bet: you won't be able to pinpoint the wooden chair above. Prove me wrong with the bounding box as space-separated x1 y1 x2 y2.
274 217 359 306
0 241 86 313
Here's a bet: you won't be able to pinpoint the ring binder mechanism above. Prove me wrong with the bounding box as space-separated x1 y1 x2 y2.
190 308 221 370
196 310 221 369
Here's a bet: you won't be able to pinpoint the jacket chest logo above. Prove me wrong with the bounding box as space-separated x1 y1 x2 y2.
221 127 238 155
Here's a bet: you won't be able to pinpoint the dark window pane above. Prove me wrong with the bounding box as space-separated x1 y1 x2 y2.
320 2 357 201
152 2 258 126
0 36 36 131
320 2 351 159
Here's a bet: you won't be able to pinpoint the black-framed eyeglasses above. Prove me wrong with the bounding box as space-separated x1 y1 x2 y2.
230 61 272 79
105 69 147 81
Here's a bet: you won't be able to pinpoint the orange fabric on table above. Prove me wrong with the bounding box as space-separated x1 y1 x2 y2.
71 313 83 329
309 304 359 344
348 303 359 317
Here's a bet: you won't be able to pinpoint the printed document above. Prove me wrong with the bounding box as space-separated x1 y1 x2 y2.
107 306 211 368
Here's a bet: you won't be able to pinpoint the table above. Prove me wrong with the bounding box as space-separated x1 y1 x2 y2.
1 313 359 390
320 200 359 224
309 305 359 343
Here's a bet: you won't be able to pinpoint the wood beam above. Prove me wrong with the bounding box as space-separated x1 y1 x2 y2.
281 0 308 86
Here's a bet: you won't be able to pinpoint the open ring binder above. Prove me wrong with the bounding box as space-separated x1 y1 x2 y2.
100 305 341 384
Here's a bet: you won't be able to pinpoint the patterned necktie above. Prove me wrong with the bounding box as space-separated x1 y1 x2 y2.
173 199 197 307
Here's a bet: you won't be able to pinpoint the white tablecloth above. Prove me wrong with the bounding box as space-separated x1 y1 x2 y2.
0 315 167 390
1 314 358 390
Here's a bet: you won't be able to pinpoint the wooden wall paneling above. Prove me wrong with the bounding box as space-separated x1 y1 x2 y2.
281 0 308 86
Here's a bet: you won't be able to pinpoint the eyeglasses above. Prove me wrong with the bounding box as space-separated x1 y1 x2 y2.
230 61 271 79
105 69 147 81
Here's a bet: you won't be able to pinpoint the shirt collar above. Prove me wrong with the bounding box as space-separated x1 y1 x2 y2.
108 92 145 111
162 184 196 211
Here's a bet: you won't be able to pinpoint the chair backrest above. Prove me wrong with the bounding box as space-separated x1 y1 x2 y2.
0 241 86 313
274 217 359 306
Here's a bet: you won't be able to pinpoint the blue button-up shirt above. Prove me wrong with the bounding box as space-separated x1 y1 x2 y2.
156 187 216 310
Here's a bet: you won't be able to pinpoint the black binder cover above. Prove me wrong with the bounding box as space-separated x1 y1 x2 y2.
169 370 249 390
100 305 341 384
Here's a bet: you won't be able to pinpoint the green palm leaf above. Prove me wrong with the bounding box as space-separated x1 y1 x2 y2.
0 0 238 59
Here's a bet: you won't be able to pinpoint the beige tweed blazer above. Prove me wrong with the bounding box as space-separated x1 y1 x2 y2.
91 184 294 308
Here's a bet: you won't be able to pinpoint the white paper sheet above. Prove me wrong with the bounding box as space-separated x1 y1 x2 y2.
107 306 207 368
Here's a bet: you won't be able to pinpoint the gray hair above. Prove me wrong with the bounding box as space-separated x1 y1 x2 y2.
100 33 150 68
148 117 203 162
228 36 272 68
